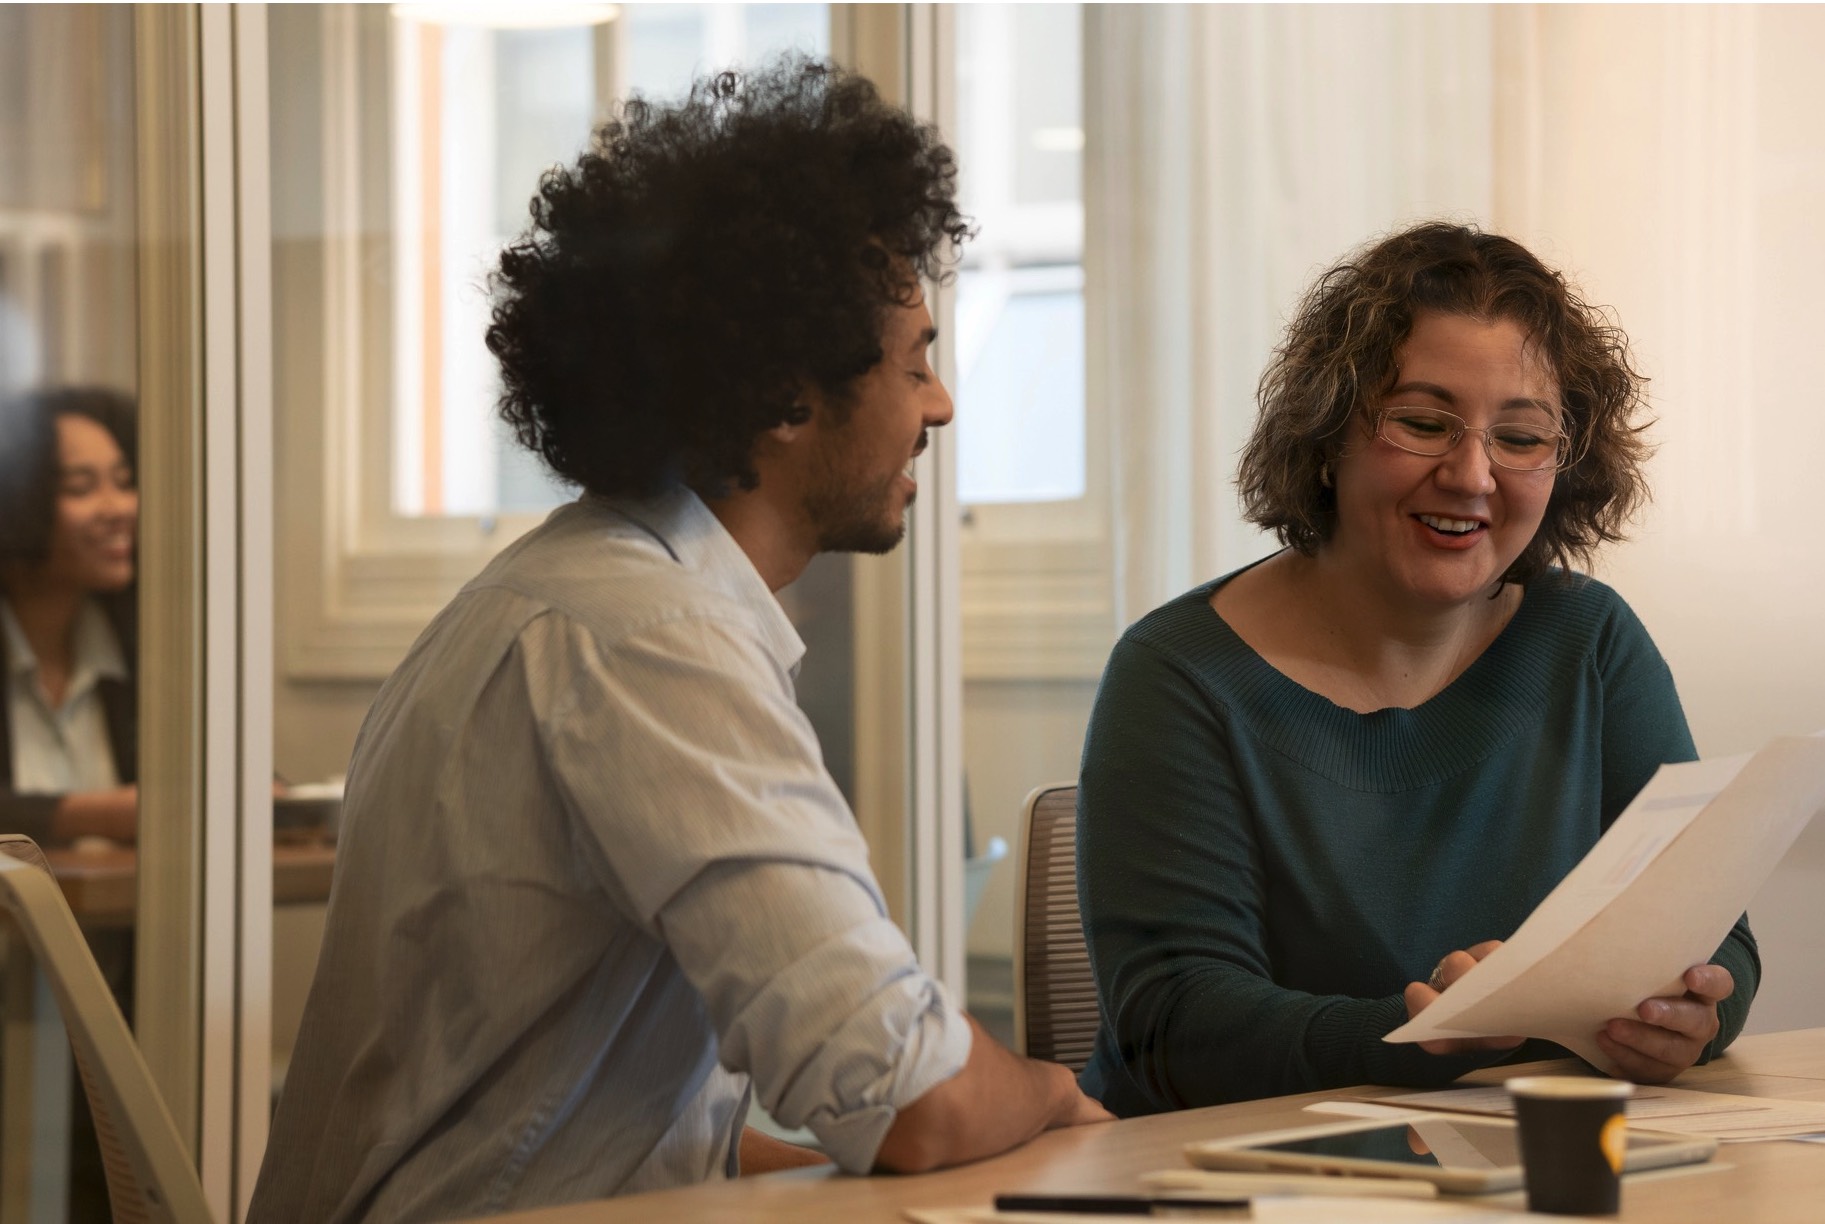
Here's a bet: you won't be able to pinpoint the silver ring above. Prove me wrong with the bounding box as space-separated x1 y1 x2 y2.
1427 961 1449 992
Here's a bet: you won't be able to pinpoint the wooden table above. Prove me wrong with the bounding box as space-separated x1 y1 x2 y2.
45 839 336 927
475 1027 1825 1224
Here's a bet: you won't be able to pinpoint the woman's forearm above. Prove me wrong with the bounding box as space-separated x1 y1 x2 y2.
48 784 139 843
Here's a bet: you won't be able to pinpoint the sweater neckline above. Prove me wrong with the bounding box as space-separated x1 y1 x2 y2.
1203 563 1536 717
1163 566 1580 791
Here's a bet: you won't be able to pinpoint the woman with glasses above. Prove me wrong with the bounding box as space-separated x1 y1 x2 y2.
1075 222 1756 1115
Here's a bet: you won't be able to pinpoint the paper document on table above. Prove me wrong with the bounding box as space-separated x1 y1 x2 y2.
1376 1083 1825 1143
1385 735 1825 1073
905 1202 1535 1224
1304 1100 1432 1120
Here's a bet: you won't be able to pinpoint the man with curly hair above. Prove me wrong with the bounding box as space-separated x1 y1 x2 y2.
249 59 1106 1223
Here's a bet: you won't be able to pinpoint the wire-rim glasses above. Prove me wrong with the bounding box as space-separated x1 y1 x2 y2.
1372 405 1570 473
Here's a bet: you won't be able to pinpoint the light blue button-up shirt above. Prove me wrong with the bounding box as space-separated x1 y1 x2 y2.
249 488 970 1223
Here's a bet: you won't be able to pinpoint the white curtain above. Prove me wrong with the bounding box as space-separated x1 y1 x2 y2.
1085 3 1498 627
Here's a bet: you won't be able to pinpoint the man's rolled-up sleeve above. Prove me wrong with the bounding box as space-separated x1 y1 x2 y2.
529 610 971 1173
661 861 972 1172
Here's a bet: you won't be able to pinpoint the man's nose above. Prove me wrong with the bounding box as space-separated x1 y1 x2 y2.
926 378 954 429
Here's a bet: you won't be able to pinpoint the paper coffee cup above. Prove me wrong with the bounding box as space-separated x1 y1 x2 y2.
1507 1076 1634 1215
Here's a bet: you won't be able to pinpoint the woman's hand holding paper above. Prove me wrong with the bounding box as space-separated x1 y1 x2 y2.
1597 964 1734 1083
1402 940 1526 1058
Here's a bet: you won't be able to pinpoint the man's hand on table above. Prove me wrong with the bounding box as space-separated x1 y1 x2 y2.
873 1014 1112 1174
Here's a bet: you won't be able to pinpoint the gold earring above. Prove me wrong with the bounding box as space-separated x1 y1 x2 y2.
1319 462 1333 489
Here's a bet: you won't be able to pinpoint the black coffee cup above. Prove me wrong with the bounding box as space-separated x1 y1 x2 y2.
1507 1076 1634 1215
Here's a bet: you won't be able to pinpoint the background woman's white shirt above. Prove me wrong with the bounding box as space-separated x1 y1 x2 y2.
1 597 126 793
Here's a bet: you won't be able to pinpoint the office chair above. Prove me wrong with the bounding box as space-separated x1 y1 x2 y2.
1011 783 1102 1073
0 835 213 1223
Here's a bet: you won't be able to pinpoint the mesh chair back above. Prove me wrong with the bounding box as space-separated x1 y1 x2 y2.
1012 784 1101 1072
0 835 212 1223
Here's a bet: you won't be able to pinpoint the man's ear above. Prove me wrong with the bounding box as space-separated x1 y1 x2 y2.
766 397 816 444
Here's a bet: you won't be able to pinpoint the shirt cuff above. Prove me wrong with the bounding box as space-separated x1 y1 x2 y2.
754 934 972 1174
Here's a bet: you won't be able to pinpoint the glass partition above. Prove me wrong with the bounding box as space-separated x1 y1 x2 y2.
0 6 164 1218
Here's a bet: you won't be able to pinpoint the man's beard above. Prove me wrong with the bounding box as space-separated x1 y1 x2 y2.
807 469 909 555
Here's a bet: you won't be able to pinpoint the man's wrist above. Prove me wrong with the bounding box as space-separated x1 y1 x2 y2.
1041 1058 1083 1126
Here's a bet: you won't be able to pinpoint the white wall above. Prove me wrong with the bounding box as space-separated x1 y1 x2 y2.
1495 4 1825 1033
963 679 1099 961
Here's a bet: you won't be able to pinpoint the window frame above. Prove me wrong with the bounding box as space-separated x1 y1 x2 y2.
281 6 574 680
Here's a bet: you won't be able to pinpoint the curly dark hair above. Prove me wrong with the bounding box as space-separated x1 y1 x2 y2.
1236 221 1652 584
0 385 139 565
486 56 972 499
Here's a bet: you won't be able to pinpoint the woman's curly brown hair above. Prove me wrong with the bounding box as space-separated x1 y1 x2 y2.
486 56 972 499
1235 221 1652 584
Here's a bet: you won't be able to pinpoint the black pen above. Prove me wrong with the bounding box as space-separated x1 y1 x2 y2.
993 1193 1251 1216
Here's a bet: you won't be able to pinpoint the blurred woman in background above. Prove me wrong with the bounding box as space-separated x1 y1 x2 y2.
0 385 139 844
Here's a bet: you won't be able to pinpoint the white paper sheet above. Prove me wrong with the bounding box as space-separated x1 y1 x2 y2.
1303 1101 1432 1120
1385 736 1825 1073
1375 1083 1825 1143
904 1202 1537 1224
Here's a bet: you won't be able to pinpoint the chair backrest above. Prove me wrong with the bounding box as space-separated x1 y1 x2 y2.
0 835 213 1224
1011 783 1101 1073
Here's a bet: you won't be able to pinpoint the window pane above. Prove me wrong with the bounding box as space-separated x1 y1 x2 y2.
389 15 598 518
954 3 1085 509
955 273 1086 504
492 29 597 233
391 4 830 521
1011 5 1082 207
624 3 827 99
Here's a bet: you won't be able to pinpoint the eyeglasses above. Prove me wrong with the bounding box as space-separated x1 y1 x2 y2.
1372 406 1570 473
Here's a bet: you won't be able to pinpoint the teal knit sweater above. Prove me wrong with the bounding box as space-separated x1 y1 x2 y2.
1077 566 1759 1116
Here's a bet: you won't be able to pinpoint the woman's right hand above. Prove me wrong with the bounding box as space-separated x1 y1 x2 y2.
1402 939 1525 1056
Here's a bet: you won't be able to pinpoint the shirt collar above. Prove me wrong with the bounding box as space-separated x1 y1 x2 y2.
0 597 127 689
71 600 129 687
587 487 807 673
0 601 32 681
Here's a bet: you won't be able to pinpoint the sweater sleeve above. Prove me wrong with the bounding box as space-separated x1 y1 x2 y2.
1077 635 1499 1114
1595 591 1757 1057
